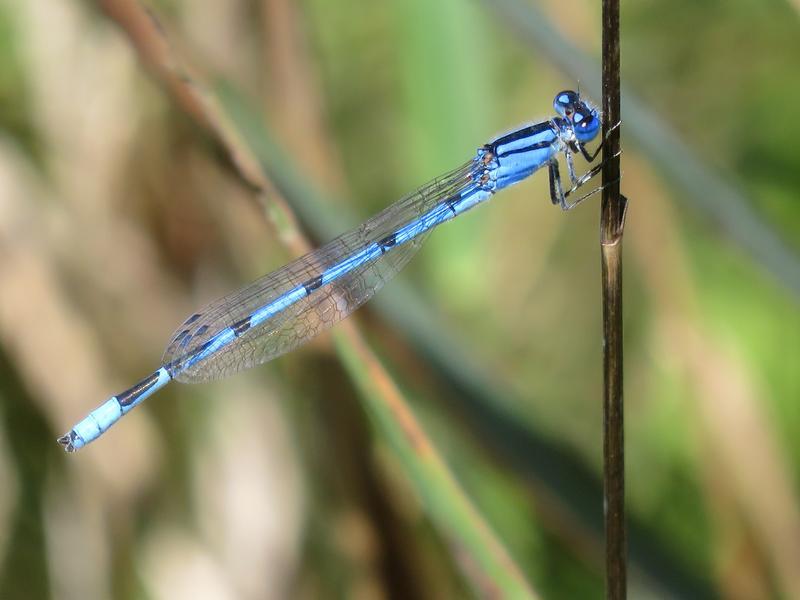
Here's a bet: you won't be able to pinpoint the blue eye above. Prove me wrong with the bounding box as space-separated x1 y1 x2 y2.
553 90 580 117
573 108 600 143
553 89 600 142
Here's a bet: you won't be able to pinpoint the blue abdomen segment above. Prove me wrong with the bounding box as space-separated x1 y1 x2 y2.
489 121 558 191
58 367 172 452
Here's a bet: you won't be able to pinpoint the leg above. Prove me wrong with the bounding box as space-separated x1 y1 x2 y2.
566 149 622 197
561 149 622 211
566 161 605 197
579 142 600 163
548 159 568 209
579 120 622 163
565 149 579 185
550 154 609 212
562 177 604 210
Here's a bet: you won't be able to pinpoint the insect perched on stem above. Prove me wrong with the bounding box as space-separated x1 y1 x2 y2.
59 89 617 452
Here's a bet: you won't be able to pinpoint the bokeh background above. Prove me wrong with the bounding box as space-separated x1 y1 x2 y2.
1 0 799 598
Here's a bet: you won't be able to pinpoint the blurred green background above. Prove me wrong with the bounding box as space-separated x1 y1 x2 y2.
0 0 798 598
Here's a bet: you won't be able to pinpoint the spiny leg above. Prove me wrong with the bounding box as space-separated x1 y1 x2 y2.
561 150 623 211
565 149 579 185
579 120 622 163
562 179 604 210
554 122 622 207
565 149 622 195
567 162 604 197
548 159 569 210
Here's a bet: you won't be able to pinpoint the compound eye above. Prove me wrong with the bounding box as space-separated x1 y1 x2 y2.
572 108 600 143
553 90 580 117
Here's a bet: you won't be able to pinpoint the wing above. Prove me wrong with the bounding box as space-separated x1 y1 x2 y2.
163 159 478 383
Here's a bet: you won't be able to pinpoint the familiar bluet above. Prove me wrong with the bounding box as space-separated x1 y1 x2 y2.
59 89 608 452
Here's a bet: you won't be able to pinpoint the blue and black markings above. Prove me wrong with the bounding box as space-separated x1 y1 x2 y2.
192 338 216 359
303 274 324 294
117 370 166 408
232 316 253 336
446 192 463 214
378 233 398 252
178 178 499 375
183 202 448 369
490 121 553 149
495 140 553 159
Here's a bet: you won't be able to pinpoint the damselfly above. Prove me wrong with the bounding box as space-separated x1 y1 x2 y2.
59 89 614 452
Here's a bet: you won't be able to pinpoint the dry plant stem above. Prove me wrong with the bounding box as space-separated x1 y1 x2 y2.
601 0 627 598
98 0 309 256
600 230 626 600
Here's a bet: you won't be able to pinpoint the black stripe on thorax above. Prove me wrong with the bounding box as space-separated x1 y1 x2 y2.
497 140 553 159
491 121 553 148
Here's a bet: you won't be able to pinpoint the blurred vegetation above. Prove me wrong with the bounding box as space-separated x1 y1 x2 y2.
0 0 798 599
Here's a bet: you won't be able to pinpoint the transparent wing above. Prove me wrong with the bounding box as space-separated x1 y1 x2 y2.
163 159 477 383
